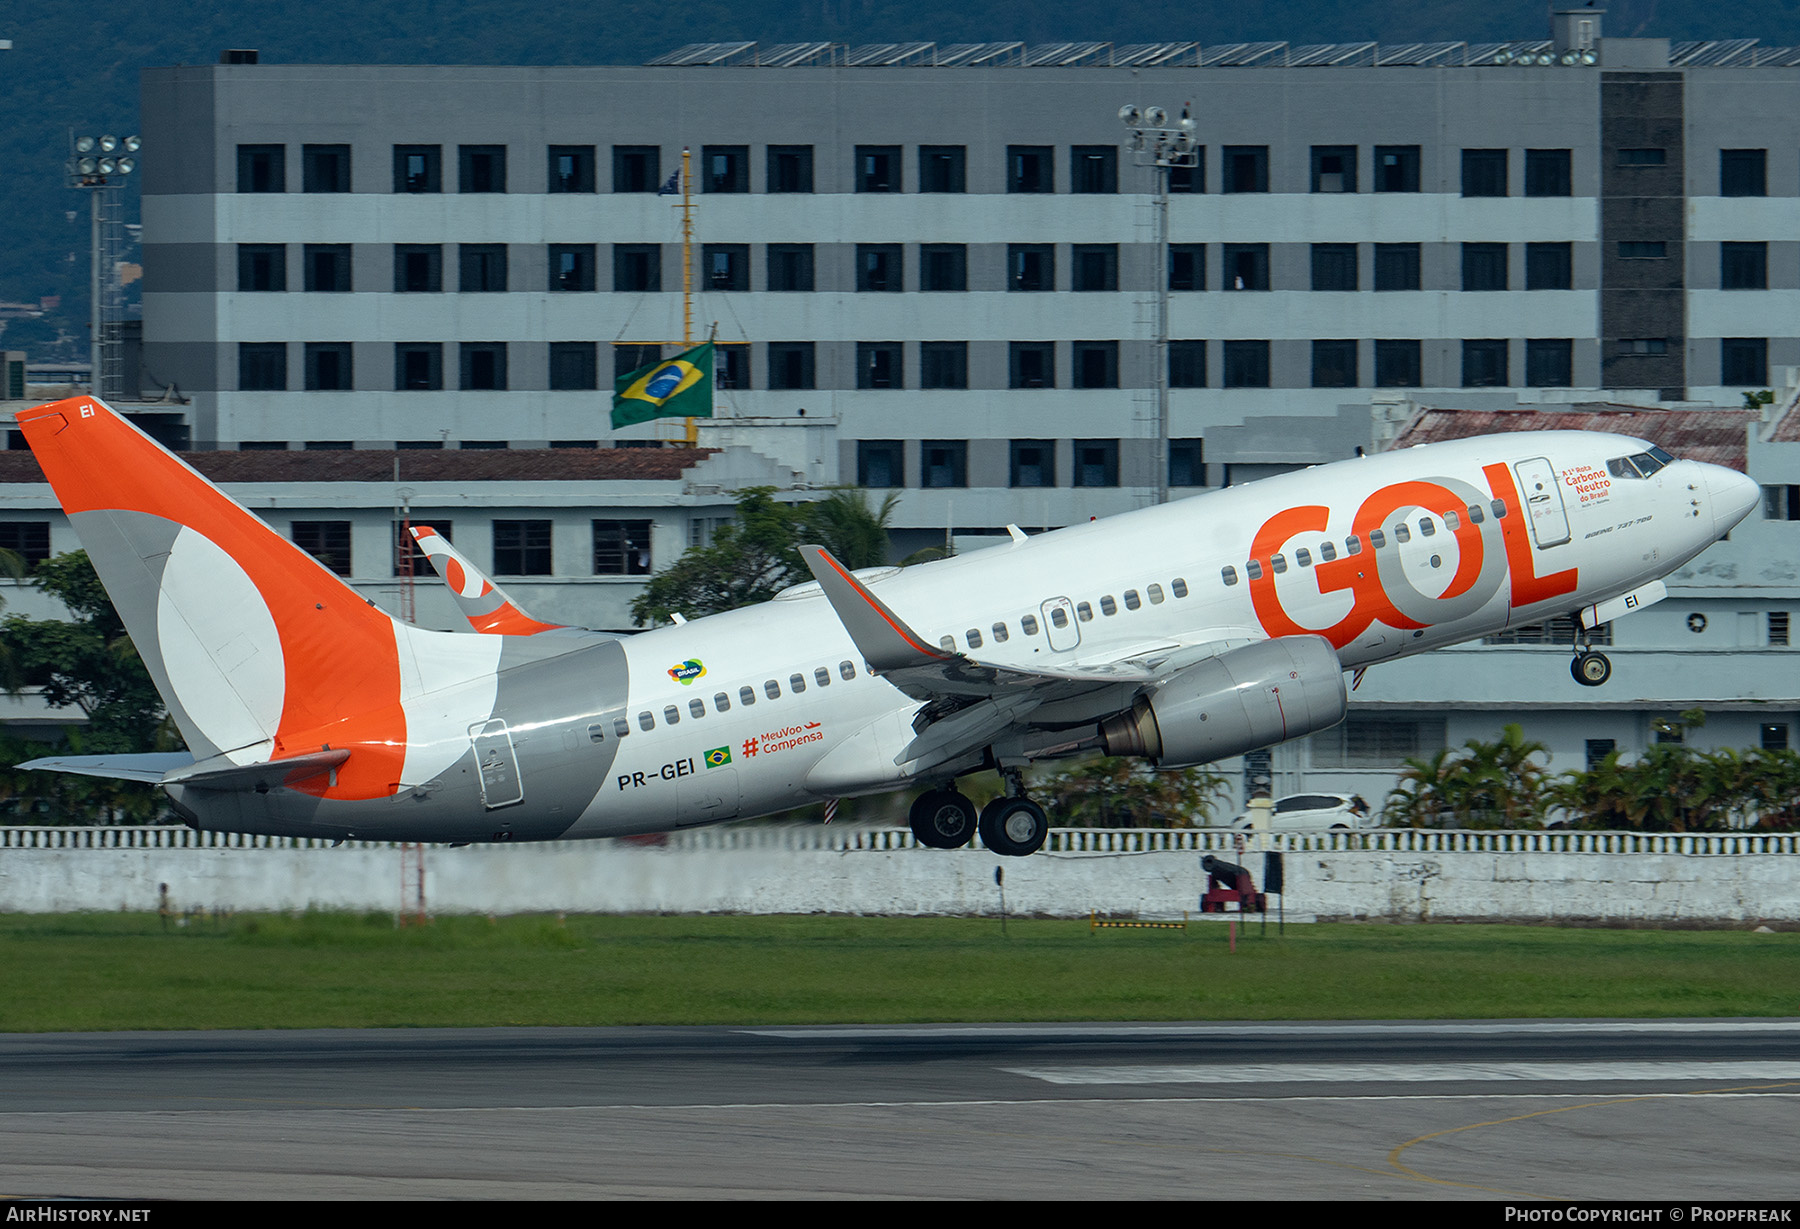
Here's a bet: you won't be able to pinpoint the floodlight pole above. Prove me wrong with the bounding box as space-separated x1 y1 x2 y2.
1121 105 1199 506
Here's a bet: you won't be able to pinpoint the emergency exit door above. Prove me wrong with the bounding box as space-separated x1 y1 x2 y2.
1513 457 1571 548
468 718 524 809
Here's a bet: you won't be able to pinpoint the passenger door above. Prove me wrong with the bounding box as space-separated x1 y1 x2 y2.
1513 457 1571 549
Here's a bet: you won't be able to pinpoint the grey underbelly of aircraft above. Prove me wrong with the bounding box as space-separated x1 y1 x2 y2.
166 639 633 844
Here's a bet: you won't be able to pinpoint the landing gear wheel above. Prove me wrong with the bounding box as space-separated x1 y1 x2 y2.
909 789 978 849
979 796 1049 857
1572 651 1612 687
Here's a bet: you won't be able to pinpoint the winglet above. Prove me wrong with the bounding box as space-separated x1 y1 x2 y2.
409 526 561 635
797 545 955 673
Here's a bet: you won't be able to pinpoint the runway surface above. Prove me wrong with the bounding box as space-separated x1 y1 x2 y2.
3 1020 1799 1199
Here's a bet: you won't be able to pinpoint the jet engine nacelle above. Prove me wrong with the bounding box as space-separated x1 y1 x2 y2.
1098 635 1348 768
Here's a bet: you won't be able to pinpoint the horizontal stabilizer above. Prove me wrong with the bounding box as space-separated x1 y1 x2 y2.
19 752 195 783
162 747 351 791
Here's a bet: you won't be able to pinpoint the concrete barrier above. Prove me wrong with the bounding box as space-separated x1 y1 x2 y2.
1 825 1796 922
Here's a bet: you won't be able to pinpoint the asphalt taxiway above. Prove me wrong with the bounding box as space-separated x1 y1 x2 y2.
2 1021 1797 1199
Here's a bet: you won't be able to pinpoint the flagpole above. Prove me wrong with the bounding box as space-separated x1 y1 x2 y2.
679 146 698 448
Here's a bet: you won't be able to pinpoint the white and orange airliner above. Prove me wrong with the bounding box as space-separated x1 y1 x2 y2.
14 395 1758 855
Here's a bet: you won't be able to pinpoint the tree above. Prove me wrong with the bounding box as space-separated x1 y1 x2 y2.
2 551 172 754
1039 756 1232 828
630 486 896 626
1383 724 1549 828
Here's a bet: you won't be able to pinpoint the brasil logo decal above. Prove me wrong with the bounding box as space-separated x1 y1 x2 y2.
704 746 732 769
668 658 706 685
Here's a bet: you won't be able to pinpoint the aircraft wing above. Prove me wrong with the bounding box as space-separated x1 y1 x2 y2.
797 543 1158 709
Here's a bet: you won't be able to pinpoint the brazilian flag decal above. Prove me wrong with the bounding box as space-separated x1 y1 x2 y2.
704 746 732 769
611 343 713 430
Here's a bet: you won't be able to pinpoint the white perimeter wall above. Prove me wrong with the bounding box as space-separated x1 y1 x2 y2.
2 827 1797 923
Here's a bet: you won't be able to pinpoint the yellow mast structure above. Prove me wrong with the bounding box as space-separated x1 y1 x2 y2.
676 145 699 447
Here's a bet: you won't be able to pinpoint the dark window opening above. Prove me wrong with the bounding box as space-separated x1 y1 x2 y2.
613 244 661 292
921 244 967 292
304 343 353 391
767 243 814 292
1073 440 1119 488
393 144 440 193
1462 148 1507 197
1463 243 1508 291
1169 439 1205 488
292 521 351 575
303 245 351 293
1010 342 1055 389
1312 339 1357 388
920 145 966 193
302 144 350 193
460 343 507 391
1722 242 1768 290
1008 145 1053 193
1224 244 1269 291
1723 337 1769 386
858 441 903 488
767 145 813 193
1311 145 1356 193
703 145 748 193
594 520 652 575
1071 145 1117 193
237 244 286 292
1721 148 1767 197
493 520 552 575
1525 148 1571 197
394 244 441 293
1374 243 1421 291
1072 244 1118 292
1009 244 1054 291
1223 340 1270 388
1072 341 1118 389
1526 242 1572 290
612 146 660 193
1375 340 1422 387
395 343 442 391
1170 244 1205 291
237 144 285 193
921 440 967 488
458 244 507 292
549 342 598 391
1224 146 1268 193
238 343 286 391
703 243 748 291
920 341 967 390
857 244 902 292
1526 339 1573 388
1311 243 1357 291
1169 340 1207 388
1375 145 1420 193
857 342 904 390
1010 440 1055 488
549 244 596 292
715 344 749 390
458 145 507 193
548 145 595 193
856 145 900 193
768 342 814 390
1463 339 1509 387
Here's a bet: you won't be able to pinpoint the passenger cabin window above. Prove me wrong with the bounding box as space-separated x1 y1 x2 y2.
790 673 807 693
966 629 984 647
1100 595 1118 615
1222 567 1239 586
1393 524 1411 543
992 623 1010 642
1418 518 1436 538
1172 578 1188 597
638 711 654 731
940 635 955 652
1021 614 1040 636
1294 549 1312 567
1124 589 1142 608
765 679 781 699
1270 556 1288 575
1444 511 1460 530
1370 530 1387 549
1319 542 1337 562
614 717 631 738
689 698 705 719
839 661 856 680
1076 602 1092 621
1491 500 1507 518
1345 536 1363 555
815 667 831 687
1148 584 1165 603
664 705 680 725
714 692 730 712
1466 505 1485 524
1246 560 1264 580
740 686 757 706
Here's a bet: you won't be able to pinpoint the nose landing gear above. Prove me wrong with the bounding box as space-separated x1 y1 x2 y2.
1569 613 1613 687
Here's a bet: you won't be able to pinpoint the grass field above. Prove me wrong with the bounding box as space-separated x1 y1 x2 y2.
2 913 1796 1032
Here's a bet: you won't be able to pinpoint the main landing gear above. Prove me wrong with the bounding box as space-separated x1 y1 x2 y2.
1569 614 1613 688
907 767 1050 857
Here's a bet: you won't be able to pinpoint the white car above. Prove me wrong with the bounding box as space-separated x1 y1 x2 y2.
1229 793 1374 833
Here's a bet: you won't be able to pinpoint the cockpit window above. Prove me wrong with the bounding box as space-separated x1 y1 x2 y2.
1631 451 1665 476
1648 445 1675 466
1608 456 1644 479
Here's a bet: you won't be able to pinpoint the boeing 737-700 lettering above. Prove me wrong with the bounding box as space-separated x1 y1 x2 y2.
13 396 1758 856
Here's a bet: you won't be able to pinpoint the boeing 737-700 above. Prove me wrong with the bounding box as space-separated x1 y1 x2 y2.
13 395 1758 856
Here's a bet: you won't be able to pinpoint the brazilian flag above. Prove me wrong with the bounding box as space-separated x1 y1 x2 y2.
611 343 713 430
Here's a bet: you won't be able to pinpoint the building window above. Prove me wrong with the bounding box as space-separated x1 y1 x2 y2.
920 341 968 390
395 343 443 391
614 344 660 379
1169 244 1205 291
1619 241 1667 259
459 244 508 292
1223 340 1270 388
1722 338 1769 386
0 522 48 572
1223 146 1268 193
1311 145 1356 193
1462 148 1507 197
1009 244 1054 291
549 244 596 292
292 522 351 575
548 145 595 193
1764 485 1800 520
1313 716 1446 769
1721 148 1767 197
1312 339 1357 388
394 244 441 293
549 342 597 391
1168 160 1204 193
715 344 749 390
302 144 350 193
1072 244 1118 292
1073 440 1119 488
1375 340 1422 387
1311 244 1357 291
921 440 967 488
1010 341 1055 389
1010 440 1055 488
920 244 967 292
1585 738 1617 770
1526 339 1574 388
1526 242 1573 290
858 440 903 487
1071 145 1117 193
703 243 748 291
237 144 285 192
493 520 552 575
1169 439 1204 488
1619 338 1668 356
458 145 506 193
1618 147 1667 166
856 244 903 292
1374 145 1420 193
1763 723 1791 750
767 145 813 193
1007 146 1053 193
1770 612 1791 646
768 342 815 390
1524 148 1571 197
1169 340 1207 388
855 145 900 193
237 244 286 292
857 342 904 390
593 520 652 575
303 245 351 293
1463 339 1509 387
304 343 353 391
702 145 748 193
238 343 287 391
1072 341 1118 389
612 146 660 192
1374 243 1421 291
460 343 507 391
767 244 814 292
392 145 440 193
1223 244 1269 291
920 146 966 193
1462 243 1508 291
613 244 660 292
1722 242 1768 290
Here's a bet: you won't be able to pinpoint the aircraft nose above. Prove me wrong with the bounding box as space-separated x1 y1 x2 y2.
1705 466 1759 534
